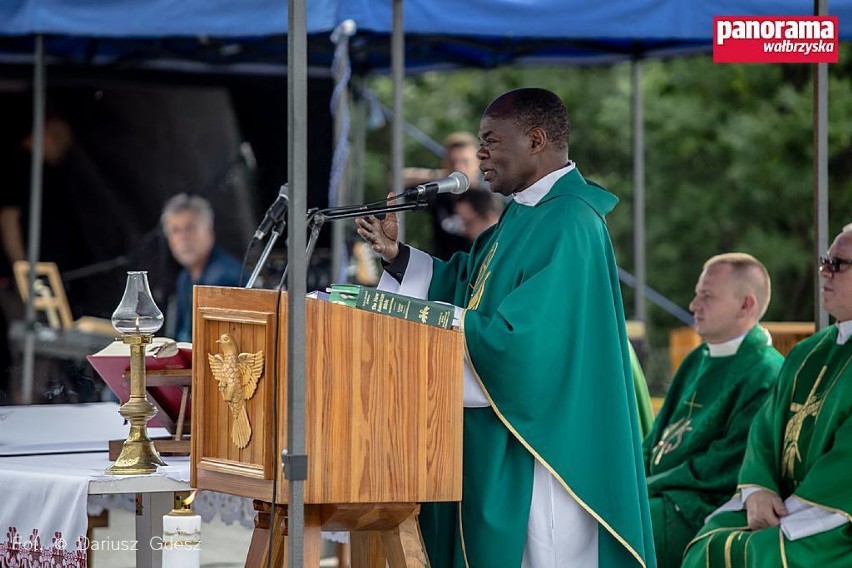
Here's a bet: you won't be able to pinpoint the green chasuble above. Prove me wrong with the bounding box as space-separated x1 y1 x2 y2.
420 168 655 567
631 342 655 438
642 326 783 568
683 325 852 568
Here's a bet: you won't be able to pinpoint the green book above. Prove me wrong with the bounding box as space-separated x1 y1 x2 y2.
328 284 454 329
328 284 362 307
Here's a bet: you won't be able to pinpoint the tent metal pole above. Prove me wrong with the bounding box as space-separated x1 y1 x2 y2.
631 59 646 326
814 0 829 330
21 35 46 405
352 83 367 206
391 0 405 241
330 21 355 283
286 0 308 565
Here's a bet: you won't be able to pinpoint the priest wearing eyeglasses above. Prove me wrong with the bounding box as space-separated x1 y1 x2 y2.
683 227 852 567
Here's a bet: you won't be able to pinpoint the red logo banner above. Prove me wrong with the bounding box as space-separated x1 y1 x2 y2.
713 16 838 63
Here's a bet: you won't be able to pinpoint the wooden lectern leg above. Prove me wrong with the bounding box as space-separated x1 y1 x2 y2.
351 512 426 568
246 500 287 567
351 531 387 568
381 513 427 567
245 501 322 568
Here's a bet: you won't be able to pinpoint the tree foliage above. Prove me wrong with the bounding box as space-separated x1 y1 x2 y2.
361 47 852 343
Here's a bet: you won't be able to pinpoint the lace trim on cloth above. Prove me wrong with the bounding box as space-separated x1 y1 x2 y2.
86 493 351 543
0 527 87 567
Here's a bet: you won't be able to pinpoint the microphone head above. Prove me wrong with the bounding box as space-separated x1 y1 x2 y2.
278 184 290 200
447 171 470 195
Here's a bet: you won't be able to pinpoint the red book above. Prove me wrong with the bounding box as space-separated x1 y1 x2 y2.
87 338 192 430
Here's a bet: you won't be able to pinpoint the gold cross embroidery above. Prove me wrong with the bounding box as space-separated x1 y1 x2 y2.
782 366 827 480
467 242 498 311
652 418 693 466
683 391 704 418
651 390 702 466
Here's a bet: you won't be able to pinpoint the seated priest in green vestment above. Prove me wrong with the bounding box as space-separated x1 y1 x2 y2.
356 88 655 567
643 253 784 567
683 228 852 567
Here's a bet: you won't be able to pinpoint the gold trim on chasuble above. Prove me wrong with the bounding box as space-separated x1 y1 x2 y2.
742 530 756 566
683 525 749 561
779 526 789 568
458 312 647 568
781 335 852 481
467 242 498 310
651 391 703 466
722 530 745 568
458 502 471 568
794 495 852 523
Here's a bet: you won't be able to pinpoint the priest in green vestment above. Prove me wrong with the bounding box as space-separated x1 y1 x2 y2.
643 253 783 567
682 229 852 567
356 88 655 567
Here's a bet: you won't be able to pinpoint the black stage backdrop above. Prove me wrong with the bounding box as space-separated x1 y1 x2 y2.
0 77 333 322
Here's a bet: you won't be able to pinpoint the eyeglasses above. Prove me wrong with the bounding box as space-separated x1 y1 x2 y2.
819 255 852 275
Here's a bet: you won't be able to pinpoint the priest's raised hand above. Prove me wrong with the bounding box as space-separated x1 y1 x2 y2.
355 192 399 262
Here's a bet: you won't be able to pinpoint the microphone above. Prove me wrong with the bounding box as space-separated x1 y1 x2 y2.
402 171 470 201
253 184 289 241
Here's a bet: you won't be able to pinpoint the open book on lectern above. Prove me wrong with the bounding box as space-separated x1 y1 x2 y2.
87 337 192 430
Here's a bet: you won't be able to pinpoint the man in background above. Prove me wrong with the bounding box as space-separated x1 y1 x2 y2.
452 189 502 244
161 194 241 342
403 131 487 259
0 103 92 402
644 253 783 567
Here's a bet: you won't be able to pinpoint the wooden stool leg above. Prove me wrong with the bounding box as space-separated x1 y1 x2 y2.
244 502 322 568
245 500 287 567
350 531 386 568
337 542 351 568
381 514 426 567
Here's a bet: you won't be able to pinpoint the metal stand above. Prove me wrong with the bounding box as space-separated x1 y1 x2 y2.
246 219 287 289
281 200 429 288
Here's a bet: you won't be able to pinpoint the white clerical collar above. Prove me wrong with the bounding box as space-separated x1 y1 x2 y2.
707 333 748 358
837 320 852 345
512 162 576 207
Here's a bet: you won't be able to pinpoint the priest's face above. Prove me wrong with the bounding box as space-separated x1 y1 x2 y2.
821 231 852 322
477 103 538 196
689 263 747 343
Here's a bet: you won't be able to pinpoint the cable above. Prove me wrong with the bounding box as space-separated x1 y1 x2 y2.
266 270 285 568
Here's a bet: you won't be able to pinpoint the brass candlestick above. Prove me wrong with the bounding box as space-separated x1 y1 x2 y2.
107 271 167 475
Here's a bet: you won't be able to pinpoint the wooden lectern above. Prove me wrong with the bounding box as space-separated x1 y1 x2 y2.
191 286 463 566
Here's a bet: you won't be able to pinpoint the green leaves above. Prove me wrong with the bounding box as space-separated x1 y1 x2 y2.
361 47 852 329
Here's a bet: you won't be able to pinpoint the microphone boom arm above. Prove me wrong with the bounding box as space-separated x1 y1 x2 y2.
279 199 430 289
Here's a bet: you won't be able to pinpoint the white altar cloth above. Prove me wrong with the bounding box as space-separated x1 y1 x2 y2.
0 452 190 567
0 403 185 567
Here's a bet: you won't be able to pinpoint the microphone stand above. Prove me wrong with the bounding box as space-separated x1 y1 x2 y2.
278 199 430 288
245 217 287 289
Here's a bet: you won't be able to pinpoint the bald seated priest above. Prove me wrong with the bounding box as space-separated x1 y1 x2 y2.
683 228 852 567
643 253 783 567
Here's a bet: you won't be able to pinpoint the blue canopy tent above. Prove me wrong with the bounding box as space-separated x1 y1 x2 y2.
1 2 848 562
2 0 851 69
